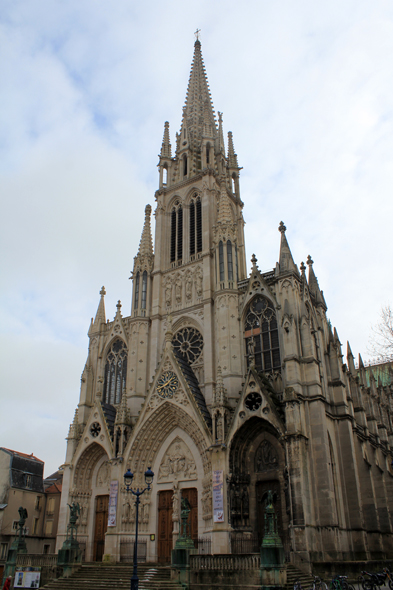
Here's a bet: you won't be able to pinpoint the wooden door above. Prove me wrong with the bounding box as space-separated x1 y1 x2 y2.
181 488 198 546
158 490 173 563
93 495 109 561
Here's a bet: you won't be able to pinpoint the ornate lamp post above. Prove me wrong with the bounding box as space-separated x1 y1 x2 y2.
124 467 154 590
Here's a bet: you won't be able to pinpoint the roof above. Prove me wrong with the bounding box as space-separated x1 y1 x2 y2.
45 483 62 494
1 448 44 463
174 349 212 431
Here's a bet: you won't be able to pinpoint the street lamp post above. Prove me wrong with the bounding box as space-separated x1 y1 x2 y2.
124 467 154 590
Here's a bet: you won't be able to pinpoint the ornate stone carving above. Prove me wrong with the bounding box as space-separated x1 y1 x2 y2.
255 439 278 472
96 460 110 488
202 475 212 520
158 437 197 482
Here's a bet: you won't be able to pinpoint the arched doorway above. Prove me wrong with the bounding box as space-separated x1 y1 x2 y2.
228 417 289 553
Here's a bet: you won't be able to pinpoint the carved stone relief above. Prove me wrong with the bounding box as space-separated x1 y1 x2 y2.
158 437 197 482
163 265 203 308
255 439 278 472
96 460 110 488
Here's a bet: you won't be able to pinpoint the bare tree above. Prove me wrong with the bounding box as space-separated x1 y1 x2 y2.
368 304 393 362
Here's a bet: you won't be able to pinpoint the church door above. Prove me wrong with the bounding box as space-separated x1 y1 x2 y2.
158 490 173 563
181 488 198 546
93 495 109 561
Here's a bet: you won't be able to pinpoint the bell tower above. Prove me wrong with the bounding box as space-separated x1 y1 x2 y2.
131 38 248 407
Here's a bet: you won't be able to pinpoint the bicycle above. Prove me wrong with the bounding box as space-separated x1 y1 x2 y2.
330 575 355 590
310 575 328 590
294 580 304 590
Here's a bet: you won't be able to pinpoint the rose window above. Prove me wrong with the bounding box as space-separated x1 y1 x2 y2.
172 327 203 364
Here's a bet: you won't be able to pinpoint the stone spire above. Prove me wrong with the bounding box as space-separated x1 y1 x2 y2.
90 286 106 333
278 222 298 274
306 255 327 309
347 341 357 375
227 131 239 169
180 38 216 150
160 121 172 158
137 205 154 259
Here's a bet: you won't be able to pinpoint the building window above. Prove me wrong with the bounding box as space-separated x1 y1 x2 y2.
141 271 147 309
163 165 167 185
134 272 140 309
45 520 53 536
43 544 50 554
170 203 183 264
219 241 224 282
25 474 32 489
33 518 39 535
1 543 8 559
47 497 55 517
183 155 188 177
227 240 233 281
244 295 281 373
103 339 127 405
206 143 210 165
35 496 41 511
189 196 202 257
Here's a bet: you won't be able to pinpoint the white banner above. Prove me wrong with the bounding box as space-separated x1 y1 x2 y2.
108 480 119 527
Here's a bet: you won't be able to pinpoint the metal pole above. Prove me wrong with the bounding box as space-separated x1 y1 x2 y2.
131 490 140 590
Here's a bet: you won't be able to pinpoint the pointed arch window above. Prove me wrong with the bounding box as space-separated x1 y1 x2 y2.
141 271 147 309
219 241 225 282
227 240 233 281
134 272 140 309
103 339 127 406
183 155 188 177
170 202 183 265
190 196 202 257
244 295 281 373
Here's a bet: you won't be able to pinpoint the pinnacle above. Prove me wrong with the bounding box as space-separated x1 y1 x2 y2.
160 121 172 158
92 286 106 331
227 132 239 169
137 204 154 258
278 222 297 274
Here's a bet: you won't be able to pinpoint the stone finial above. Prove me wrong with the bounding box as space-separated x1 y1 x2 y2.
165 314 173 349
251 254 258 266
116 300 122 312
92 286 107 331
300 262 306 275
160 121 172 159
100 286 106 296
227 131 239 169
136 204 154 260
278 221 286 233
307 255 314 266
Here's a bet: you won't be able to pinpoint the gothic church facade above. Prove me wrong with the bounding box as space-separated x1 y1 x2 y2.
57 39 393 568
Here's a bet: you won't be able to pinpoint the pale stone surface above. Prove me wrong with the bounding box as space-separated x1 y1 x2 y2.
56 39 393 567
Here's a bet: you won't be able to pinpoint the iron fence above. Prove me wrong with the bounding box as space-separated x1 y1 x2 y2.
230 532 259 554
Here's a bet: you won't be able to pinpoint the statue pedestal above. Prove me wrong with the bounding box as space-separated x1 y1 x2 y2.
57 539 82 577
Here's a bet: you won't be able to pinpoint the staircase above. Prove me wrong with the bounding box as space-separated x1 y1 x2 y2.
43 563 183 590
285 563 314 590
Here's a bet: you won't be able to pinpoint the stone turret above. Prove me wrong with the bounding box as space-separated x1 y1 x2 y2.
132 204 154 317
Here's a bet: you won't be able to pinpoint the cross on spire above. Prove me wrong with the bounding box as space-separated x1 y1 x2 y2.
194 28 201 41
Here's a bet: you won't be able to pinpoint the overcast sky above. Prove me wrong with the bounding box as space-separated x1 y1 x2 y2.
1 0 392 477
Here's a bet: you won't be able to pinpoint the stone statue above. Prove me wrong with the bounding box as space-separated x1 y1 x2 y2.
165 281 172 307
175 276 182 303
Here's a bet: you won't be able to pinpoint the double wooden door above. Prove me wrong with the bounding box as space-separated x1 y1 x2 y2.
93 495 109 561
157 488 198 563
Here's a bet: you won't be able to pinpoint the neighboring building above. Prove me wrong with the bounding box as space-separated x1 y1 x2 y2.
56 39 393 569
0 449 63 578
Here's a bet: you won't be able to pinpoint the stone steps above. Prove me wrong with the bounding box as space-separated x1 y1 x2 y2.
43 563 180 590
285 563 315 590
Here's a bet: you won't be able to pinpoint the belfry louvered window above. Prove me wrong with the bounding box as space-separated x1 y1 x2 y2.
103 339 127 405
134 272 140 309
170 203 183 264
244 295 281 373
219 241 224 282
227 240 233 281
190 196 202 257
141 271 147 309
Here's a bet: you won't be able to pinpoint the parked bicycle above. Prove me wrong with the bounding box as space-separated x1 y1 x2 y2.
294 580 304 590
330 575 355 590
310 575 328 590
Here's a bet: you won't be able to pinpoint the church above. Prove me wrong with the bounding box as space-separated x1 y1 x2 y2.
56 38 393 570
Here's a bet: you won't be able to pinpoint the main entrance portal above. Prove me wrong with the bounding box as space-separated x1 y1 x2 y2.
93 495 109 561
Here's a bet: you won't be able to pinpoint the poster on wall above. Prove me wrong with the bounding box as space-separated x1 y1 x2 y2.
213 469 224 522
14 568 41 588
108 480 119 527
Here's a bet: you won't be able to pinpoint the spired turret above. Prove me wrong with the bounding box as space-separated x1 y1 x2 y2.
131 204 154 317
